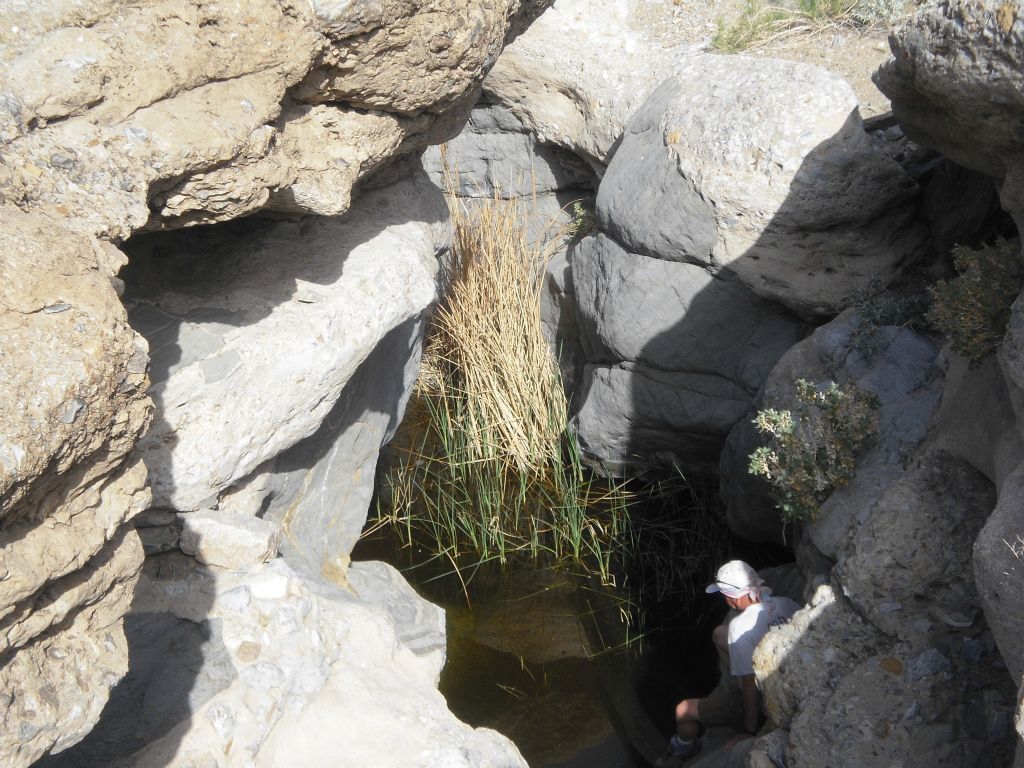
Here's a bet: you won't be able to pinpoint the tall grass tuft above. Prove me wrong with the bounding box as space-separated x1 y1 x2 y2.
374 168 634 584
712 0 909 53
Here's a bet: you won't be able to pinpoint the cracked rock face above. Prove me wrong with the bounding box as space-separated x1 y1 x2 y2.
0 207 152 767
0 1 549 764
0 0 546 237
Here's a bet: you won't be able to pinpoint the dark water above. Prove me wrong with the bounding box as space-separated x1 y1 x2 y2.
351 530 735 768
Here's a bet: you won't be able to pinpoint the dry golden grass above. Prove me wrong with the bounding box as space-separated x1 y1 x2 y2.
429 187 567 472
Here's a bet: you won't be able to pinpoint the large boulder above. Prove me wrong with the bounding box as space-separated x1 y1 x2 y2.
570 233 804 472
0 208 151 767
43 555 527 768
126 172 447 576
756 586 1016 767
875 0 1024 227
483 0 692 165
596 63 926 317
0 0 548 238
836 453 996 644
422 103 592 199
720 309 943 547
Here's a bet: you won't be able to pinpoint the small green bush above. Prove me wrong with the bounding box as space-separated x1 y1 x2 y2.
845 279 929 358
748 379 879 522
565 200 597 241
926 238 1023 365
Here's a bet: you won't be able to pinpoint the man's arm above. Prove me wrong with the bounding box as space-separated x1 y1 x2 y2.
740 674 760 735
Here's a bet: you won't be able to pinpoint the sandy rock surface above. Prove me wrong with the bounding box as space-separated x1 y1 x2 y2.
0 207 152 766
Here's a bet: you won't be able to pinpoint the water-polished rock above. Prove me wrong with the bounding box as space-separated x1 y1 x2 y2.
570 232 803 472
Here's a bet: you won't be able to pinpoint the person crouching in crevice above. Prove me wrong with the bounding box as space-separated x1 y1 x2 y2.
656 560 799 767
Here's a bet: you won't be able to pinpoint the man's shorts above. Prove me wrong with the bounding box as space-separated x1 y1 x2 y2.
697 674 745 731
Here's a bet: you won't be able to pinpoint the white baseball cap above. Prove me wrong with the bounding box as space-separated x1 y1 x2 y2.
705 560 763 599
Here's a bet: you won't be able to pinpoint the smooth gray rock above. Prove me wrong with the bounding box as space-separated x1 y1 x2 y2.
595 92 717 264
572 363 752 474
719 309 943 546
569 232 802 471
927 353 1024 492
572 233 802 384
597 70 926 316
423 104 592 198
263 317 425 583
127 172 447 515
973 461 1024 685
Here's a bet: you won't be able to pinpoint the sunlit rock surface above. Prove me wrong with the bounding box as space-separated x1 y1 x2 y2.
0 0 548 763
43 556 526 767
0 208 152 766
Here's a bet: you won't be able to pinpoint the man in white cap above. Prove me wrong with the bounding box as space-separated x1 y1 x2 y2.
656 560 800 766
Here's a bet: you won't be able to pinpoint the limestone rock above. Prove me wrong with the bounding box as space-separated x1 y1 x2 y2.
129 173 447 517
263 317 427 582
837 454 996 643
596 66 926 317
786 645 1014 767
484 0 694 164
179 511 281 571
46 555 526 768
1 532 143 767
0 1 322 238
573 363 753 474
973 462 1024 685
928 353 1024 491
875 0 1024 219
720 309 943 546
0 207 151 766
569 233 803 471
294 0 548 116
755 585 886 729
0 0 546 236
422 104 592 198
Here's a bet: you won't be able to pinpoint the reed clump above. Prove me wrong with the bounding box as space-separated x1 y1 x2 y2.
374 178 632 584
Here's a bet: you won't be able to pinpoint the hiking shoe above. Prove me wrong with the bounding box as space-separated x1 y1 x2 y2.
654 736 702 767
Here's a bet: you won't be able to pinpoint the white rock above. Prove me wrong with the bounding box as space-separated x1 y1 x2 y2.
179 512 281 571
133 173 448 514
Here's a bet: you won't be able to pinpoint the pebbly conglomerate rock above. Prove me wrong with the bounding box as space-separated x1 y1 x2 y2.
0 1 546 764
0 207 152 765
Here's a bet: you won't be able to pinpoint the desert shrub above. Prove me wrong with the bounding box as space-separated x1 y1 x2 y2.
565 200 597 242
713 0 911 52
926 238 1023 365
748 379 879 521
846 279 930 358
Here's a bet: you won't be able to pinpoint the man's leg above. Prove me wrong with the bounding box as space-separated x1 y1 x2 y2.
674 697 704 740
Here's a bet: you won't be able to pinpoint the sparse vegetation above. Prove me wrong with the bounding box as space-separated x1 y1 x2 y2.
372 170 728 607
748 379 879 521
565 200 597 242
712 0 910 52
846 279 929 358
373 179 633 585
926 238 1023 365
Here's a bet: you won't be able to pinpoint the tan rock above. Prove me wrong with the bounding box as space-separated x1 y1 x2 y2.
178 511 281 571
0 531 141 766
295 0 539 115
0 207 151 766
